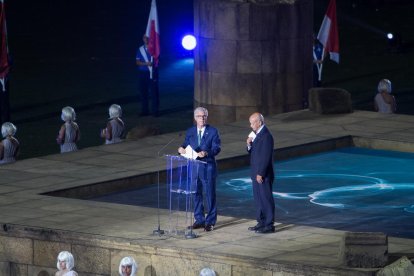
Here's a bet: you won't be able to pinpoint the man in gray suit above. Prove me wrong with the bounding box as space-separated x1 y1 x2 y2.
246 112 275 233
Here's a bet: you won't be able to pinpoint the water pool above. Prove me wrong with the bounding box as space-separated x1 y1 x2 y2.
94 147 414 238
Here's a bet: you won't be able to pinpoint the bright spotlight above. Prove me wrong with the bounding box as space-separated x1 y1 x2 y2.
182 35 197 50
387 33 393 40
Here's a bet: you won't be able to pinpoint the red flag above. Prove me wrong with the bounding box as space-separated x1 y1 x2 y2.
317 0 339 63
0 0 10 90
145 0 160 67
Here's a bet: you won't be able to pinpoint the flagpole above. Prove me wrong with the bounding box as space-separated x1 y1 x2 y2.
318 48 325 82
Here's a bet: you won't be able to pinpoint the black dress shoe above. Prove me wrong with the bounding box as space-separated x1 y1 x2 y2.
204 225 214 232
188 222 205 230
255 226 275 234
248 224 263 231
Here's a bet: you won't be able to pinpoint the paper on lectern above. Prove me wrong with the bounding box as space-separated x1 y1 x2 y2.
180 145 198 160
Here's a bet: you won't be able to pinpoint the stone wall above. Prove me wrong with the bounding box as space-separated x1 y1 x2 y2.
194 0 313 125
0 226 277 276
0 223 375 276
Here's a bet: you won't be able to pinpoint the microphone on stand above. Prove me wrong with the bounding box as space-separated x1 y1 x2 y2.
153 132 182 236
157 133 182 158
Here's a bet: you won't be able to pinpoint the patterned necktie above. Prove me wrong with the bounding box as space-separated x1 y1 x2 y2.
198 130 202 146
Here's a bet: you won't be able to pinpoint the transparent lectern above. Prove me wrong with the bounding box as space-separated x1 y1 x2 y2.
164 154 205 239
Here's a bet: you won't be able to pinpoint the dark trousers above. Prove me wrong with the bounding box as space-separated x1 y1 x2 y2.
139 71 159 116
313 65 321 87
194 174 217 226
252 177 275 228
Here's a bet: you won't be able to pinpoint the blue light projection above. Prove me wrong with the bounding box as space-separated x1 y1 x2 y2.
219 147 414 238
275 173 414 212
94 147 414 238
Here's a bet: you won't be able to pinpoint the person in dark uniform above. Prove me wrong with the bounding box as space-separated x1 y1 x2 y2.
246 112 275 234
313 36 324 87
136 35 159 117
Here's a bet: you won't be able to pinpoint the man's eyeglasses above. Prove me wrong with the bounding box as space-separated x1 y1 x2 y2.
195 115 207 118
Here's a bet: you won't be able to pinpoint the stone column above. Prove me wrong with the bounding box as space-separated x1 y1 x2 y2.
194 0 313 125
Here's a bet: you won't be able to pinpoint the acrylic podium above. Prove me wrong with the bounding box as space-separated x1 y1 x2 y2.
164 154 204 239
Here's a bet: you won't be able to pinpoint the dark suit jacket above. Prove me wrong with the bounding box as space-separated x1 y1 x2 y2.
181 124 221 178
248 125 274 180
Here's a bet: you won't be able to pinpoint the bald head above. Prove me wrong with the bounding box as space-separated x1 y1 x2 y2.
249 112 264 123
249 112 264 132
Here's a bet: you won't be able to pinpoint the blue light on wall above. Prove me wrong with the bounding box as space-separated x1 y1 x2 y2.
181 35 197 50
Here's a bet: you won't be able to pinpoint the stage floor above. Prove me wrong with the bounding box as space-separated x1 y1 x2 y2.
94 147 414 239
1 110 414 275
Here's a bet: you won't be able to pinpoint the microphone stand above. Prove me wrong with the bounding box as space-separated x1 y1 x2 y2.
153 133 181 236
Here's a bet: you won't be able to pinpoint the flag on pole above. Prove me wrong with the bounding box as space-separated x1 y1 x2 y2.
0 0 10 91
317 0 339 63
145 0 160 67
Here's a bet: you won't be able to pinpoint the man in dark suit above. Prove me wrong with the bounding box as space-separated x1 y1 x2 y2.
246 112 275 233
178 107 221 232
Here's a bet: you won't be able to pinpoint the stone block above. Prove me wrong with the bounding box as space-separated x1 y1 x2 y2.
209 72 262 107
237 40 262 74
195 101 236 125
196 0 215 38
285 73 304 105
250 4 278 40
261 42 278 74
279 38 304 73
232 265 272 276
72 245 110 275
215 1 249 40
33 240 70 268
277 4 300 39
236 74 263 106
210 72 237 106
197 38 237 74
262 74 284 114
339 232 388 268
194 71 212 103
308 88 353 114
0 261 10 276
235 106 259 122
28 266 56 276
0 236 33 264
11 263 28 276
151 254 231 276
376 256 414 276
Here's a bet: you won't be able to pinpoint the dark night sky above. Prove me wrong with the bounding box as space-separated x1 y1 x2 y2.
6 0 194 62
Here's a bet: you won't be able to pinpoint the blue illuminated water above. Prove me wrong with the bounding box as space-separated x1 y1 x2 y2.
94 147 414 238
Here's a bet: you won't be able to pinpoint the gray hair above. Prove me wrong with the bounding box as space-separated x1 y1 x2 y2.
200 267 216 276
194 107 208 117
1 122 17 138
378 79 392 94
258 113 264 124
109 104 122 119
61 106 76 122
56 251 75 271
119 256 138 276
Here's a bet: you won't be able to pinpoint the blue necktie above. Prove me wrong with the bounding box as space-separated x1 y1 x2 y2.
198 130 202 146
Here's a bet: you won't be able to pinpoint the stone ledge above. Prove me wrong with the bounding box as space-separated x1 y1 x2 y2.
309 87 353 114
